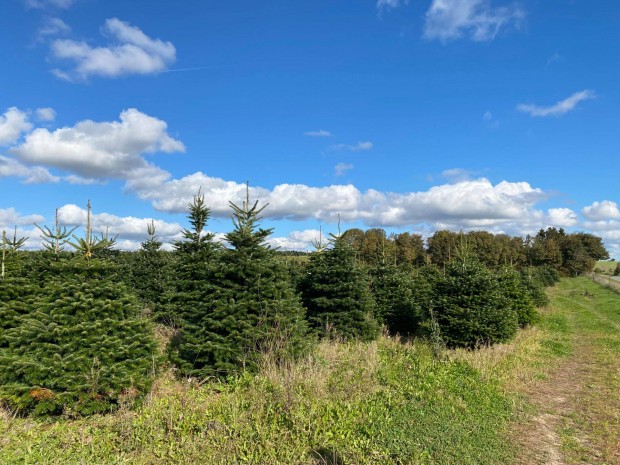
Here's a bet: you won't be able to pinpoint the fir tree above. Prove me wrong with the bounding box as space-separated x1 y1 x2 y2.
370 262 421 337
129 221 172 316
35 208 77 256
172 187 311 377
166 191 221 368
0 259 157 416
432 260 518 348
69 200 117 259
299 234 379 341
498 267 539 327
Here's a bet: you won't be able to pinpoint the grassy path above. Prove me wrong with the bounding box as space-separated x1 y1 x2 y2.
515 278 620 465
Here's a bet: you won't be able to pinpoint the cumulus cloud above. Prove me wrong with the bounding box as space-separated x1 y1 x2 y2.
0 107 33 145
0 155 59 184
50 18 176 81
582 200 620 221
0 207 44 227
11 108 184 181
331 141 373 152
517 90 595 117
546 208 578 227
304 129 332 137
56 203 182 243
131 173 548 234
424 0 525 43
267 229 323 251
35 107 56 122
334 162 353 176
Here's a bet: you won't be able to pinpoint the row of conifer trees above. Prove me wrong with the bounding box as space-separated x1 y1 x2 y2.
0 191 565 416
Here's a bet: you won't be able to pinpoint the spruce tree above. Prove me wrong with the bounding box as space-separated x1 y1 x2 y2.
0 259 157 416
299 235 379 341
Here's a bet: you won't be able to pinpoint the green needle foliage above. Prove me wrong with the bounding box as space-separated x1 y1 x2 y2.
0 259 157 416
432 259 519 348
172 187 311 377
300 235 379 341
69 200 117 259
166 191 221 365
35 208 77 256
370 262 422 337
498 267 539 327
128 221 172 316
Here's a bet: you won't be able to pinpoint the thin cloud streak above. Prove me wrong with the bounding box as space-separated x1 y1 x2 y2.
517 90 595 117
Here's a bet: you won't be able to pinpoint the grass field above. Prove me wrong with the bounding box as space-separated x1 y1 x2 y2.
1 278 619 464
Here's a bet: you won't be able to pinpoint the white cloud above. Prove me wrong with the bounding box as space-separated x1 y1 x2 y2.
35 107 56 122
334 162 353 176
304 129 332 137
0 155 59 184
331 141 373 152
0 107 33 145
11 108 184 180
377 0 409 13
50 18 176 81
517 90 595 117
56 204 183 244
24 0 74 9
0 208 44 227
37 17 71 39
483 111 493 121
132 174 548 234
582 200 620 221
546 208 578 227
424 0 525 43
267 229 323 251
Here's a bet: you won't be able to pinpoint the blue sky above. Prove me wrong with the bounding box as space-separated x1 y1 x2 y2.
1 0 619 256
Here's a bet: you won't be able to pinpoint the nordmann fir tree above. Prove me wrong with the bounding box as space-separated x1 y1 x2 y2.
129 220 172 317
369 260 422 337
35 208 77 256
432 258 519 348
172 186 311 377
0 207 157 416
166 191 221 373
0 259 157 416
299 222 379 342
69 200 117 259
